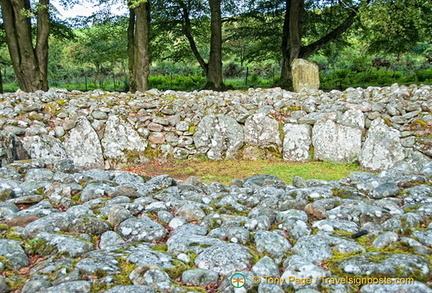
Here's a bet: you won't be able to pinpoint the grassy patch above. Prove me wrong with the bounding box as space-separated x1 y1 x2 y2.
123 159 361 186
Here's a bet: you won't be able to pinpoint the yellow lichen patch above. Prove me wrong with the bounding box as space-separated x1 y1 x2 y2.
408 119 428 131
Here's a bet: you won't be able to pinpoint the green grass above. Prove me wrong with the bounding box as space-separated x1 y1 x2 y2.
124 159 362 186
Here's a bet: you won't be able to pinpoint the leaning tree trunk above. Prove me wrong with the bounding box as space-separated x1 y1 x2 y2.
204 0 225 90
0 0 49 92
130 1 150 92
180 3 208 73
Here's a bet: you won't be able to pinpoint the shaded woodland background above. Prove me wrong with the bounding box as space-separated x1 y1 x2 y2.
0 0 431 93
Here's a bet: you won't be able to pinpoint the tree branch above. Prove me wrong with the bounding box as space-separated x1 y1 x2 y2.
180 3 208 72
300 0 371 59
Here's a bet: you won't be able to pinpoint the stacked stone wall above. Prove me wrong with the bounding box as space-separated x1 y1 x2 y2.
0 84 430 171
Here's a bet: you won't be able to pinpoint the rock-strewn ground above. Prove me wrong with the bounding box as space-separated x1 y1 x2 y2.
0 158 431 292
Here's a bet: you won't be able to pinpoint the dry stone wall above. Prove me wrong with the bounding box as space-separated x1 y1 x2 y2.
0 84 431 172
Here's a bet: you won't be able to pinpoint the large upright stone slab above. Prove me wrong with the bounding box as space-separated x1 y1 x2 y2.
283 124 311 162
193 114 244 160
244 113 282 148
292 59 320 92
22 135 67 164
65 117 104 169
312 120 362 163
359 118 406 171
101 115 148 165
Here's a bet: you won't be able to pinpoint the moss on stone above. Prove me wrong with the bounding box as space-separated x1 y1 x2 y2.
3 230 22 241
151 243 168 253
188 125 197 133
90 281 110 293
383 117 393 127
0 189 13 201
164 259 191 280
113 258 137 286
56 99 66 106
27 238 57 256
143 145 161 160
409 119 428 131
5 275 27 291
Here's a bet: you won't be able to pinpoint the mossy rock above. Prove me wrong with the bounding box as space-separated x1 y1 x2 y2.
27 238 58 256
112 258 138 286
164 259 191 280
408 119 428 131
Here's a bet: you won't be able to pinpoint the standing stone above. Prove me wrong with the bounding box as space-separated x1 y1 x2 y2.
244 113 282 148
283 124 311 162
101 115 148 165
22 135 67 164
359 118 406 171
193 114 244 160
312 120 362 163
65 117 104 169
291 59 320 92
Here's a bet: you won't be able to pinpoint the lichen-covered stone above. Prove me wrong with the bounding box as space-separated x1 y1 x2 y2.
181 269 219 286
340 253 430 279
312 120 362 163
32 232 93 257
292 235 332 263
292 59 320 92
42 281 91 293
283 124 311 162
360 118 406 171
105 285 155 293
254 230 292 261
101 115 148 164
64 117 104 169
22 135 67 164
0 239 29 269
195 243 252 275
116 218 166 243
193 114 244 160
244 113 282 148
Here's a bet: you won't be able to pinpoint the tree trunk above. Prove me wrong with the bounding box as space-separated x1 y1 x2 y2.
278 0 368 90
204 0 225 90
130 1 150 93
0 69 3 94
0 0 50 92
127 7 135 90
279 0 303 90
36 0 50 90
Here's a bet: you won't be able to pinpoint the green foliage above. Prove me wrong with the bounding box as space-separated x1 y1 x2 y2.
2 0 431 92
360 0 432 54
149 74 206 91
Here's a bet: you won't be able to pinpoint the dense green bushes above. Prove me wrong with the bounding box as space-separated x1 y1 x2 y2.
320 68 432 91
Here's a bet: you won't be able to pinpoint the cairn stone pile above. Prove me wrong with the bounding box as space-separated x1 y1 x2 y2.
0 84 430 171
0 85 431 292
